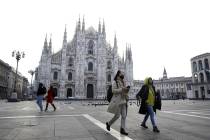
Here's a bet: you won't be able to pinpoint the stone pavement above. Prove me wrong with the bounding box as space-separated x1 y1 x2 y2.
0 100 210 140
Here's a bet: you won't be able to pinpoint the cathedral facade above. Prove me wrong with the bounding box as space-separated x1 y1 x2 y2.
35 18 133 99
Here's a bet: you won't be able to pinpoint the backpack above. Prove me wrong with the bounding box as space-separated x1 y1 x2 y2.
107 85 113 102
107 81 118 102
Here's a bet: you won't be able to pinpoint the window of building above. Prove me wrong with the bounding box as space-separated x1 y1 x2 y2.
186 84 192 90
108 74 111 82
199 72 204 83
88 62 93 71
68 72 72 81
107 61 112 69
193 61 197 72
198 60 203 70
195 90 199 98
208 90 210 94
69 57 73 66
53 72 58 80
88 40 94 55
206 71 210 82
204 59 209 70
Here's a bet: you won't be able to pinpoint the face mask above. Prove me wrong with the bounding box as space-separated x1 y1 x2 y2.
120 75 124 79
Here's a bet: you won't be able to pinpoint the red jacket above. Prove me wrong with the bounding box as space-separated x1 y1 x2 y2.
46 89 54 103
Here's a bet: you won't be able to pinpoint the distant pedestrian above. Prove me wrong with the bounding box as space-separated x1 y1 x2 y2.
36 83 46 112
136 77 161 133
202 94 205 101
45 86 56 111
106 70 130 135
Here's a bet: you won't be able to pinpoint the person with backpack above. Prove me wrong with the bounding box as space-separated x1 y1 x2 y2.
45 86 56 111
36 83 46 112
136 77 161 133
106 70 130 135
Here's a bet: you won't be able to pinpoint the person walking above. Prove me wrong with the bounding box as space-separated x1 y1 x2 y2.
136 77 161 133
36 83 46 112
45 86 56 111
106 70 130 135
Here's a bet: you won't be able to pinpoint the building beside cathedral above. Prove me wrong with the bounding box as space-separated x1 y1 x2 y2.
35 18 133 99
133 68 192 99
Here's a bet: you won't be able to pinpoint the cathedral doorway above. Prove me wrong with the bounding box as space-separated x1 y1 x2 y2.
53 88 57 97
87 84 94 98
67 88 72 98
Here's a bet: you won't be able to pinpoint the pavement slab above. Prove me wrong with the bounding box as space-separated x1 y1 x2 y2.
0 100 210 140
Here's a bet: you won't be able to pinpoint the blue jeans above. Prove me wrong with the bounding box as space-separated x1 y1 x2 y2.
142 105 156 127
36 95 44 111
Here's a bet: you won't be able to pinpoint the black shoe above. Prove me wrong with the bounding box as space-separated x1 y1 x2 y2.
141 123 148 129
153 126 160 133
106 122 110 131
120 128 128 135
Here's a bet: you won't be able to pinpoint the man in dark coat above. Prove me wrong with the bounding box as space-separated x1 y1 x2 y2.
36 83 46 112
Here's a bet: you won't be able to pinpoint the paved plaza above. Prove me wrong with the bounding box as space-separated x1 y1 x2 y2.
0 99 210 140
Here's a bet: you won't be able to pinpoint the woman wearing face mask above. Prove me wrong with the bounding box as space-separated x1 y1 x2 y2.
136 77 161 133
106 70 130 135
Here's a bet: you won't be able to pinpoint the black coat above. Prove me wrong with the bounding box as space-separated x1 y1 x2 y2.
136 85 162 114
37 86 46 96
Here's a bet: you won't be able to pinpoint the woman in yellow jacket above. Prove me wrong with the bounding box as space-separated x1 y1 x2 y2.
136 77 161 133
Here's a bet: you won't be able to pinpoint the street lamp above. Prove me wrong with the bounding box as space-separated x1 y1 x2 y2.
28 70 35 89
12 50 25 92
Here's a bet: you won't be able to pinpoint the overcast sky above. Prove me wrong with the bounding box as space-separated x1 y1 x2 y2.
0 0 210 82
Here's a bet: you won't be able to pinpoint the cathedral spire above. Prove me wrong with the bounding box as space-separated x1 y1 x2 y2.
63 25 67 43
130 44 132 60
82 16 85 32
102 19 106 38
122 52 125 63
163 67 168 79
114 33 117 47
126 43 128 59
44 34 48 48
98 19 101 33
77 16 81 32
49 34 52 54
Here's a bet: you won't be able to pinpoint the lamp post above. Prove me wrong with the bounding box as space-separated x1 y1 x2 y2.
12 51 25 93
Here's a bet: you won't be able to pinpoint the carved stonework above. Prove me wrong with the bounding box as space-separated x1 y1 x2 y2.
36 22 133 99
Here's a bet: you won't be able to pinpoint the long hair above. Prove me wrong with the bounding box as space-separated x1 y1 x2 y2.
114 70 121 81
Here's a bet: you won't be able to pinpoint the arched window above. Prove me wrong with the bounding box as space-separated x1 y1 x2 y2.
107 61 112 69
53 72 58 80
193 62 197 72
206 71 210 82
198 60 203 70
69 57 73 66
88 62 93 71
88 40 94 55
204 59 209 70
108 74 111 82
68 72 72 81
199 73 204 83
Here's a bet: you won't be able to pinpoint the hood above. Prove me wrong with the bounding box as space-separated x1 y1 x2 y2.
144 77 151 85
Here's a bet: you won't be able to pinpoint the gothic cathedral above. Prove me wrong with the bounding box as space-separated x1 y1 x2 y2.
35 18 133 99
